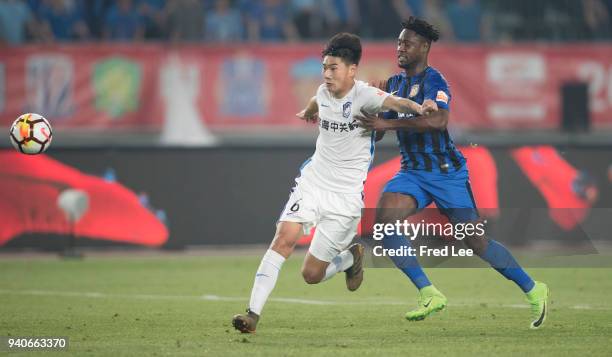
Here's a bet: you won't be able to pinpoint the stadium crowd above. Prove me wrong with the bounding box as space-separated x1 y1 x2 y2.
0 0 611 45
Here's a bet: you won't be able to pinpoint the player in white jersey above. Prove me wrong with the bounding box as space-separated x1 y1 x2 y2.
232 33 437 333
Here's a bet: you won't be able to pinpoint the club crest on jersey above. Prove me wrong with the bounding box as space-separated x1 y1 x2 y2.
342 102 352 118
409 84 420 98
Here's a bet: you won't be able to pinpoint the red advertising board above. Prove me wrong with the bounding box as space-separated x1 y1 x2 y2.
1 44 610 131
0 151 168 247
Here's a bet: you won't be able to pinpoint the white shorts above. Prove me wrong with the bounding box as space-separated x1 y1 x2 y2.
278 176 362 262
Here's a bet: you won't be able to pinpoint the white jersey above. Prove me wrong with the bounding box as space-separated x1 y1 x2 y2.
300 80 390 194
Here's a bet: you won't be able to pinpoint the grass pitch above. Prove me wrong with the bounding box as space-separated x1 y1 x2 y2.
1 253 611 356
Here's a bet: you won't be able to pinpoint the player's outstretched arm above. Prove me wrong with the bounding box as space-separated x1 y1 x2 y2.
296 96 318 123
404 107 448 131
380 95 423 115
355 100 447 132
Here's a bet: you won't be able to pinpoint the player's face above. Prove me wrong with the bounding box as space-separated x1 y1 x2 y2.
397 29 428 69
322 56 356 96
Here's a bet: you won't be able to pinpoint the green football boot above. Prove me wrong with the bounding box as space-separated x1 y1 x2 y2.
405 285 447 321
526 281 549 329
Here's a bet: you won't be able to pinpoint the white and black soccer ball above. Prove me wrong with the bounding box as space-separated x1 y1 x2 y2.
9 113 53 155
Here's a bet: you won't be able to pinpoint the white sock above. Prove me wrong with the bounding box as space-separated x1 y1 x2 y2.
248 249 286 315
321 249 354 282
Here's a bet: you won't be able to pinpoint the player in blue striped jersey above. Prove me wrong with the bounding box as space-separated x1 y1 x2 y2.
356 17 549 329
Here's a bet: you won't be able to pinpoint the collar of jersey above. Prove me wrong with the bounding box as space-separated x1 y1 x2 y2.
401 66 430 80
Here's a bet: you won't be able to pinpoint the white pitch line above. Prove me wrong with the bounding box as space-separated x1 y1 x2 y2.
0 289 610 311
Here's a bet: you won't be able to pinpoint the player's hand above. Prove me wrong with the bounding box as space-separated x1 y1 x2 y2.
296 109 319 123
355 109 393 131
421 100 438 115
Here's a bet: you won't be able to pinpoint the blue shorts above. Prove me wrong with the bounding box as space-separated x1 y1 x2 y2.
383 167 480 223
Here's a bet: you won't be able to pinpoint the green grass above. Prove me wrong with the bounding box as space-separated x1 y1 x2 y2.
1 254 611 356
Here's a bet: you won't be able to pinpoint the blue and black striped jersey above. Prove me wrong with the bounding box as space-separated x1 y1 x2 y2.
384 66 466 173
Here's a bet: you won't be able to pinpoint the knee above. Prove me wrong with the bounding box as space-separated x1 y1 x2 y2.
375 197 417 224
376 206 415 224
301 267 324 284
270 230 298 256
463 236 488 256
375 208 397 225
271 236 294 254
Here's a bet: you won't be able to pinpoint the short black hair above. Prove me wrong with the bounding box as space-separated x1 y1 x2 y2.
401 16 440 42
321 32 362 65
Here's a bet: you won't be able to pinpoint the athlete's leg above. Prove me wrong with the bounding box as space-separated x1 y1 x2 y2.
430 168 537 293
232 221 303 333
460 229 548 328
301 214 363 289
270 221 303 258
430 168 548 328
377 192 419 220
377 177 433 290
378 182 447 321
301 252 331 284
251 221 303 311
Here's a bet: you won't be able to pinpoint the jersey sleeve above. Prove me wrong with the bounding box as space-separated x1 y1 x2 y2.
360 84 391 115
423 71 451 111
381 77 398 119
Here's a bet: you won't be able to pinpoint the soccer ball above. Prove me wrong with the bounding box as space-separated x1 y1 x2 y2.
9 113 53 154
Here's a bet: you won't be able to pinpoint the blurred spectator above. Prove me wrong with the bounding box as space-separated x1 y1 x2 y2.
392 0 425 19
321 0 360 36
166 0 204 42
4 0 609 44
38 0 89 42
205 0 243 42
422 0 453 41
290 0 323 39
542 0 579 41
103 0 145 41
582 0 611 40
77 0 110 39
484 0 528 42
138 0 166 40
245 0 298 42
0 0 35 45
446 0 483 42
360 0 453 40
359 0 400 39
366 0 450 41
26 0 44 19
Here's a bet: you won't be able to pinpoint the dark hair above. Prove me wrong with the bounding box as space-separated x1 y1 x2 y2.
321 32 362 65
401 16 440 42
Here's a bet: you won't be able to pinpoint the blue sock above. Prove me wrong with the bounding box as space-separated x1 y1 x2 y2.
382 233 431 290
482 240 535 293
